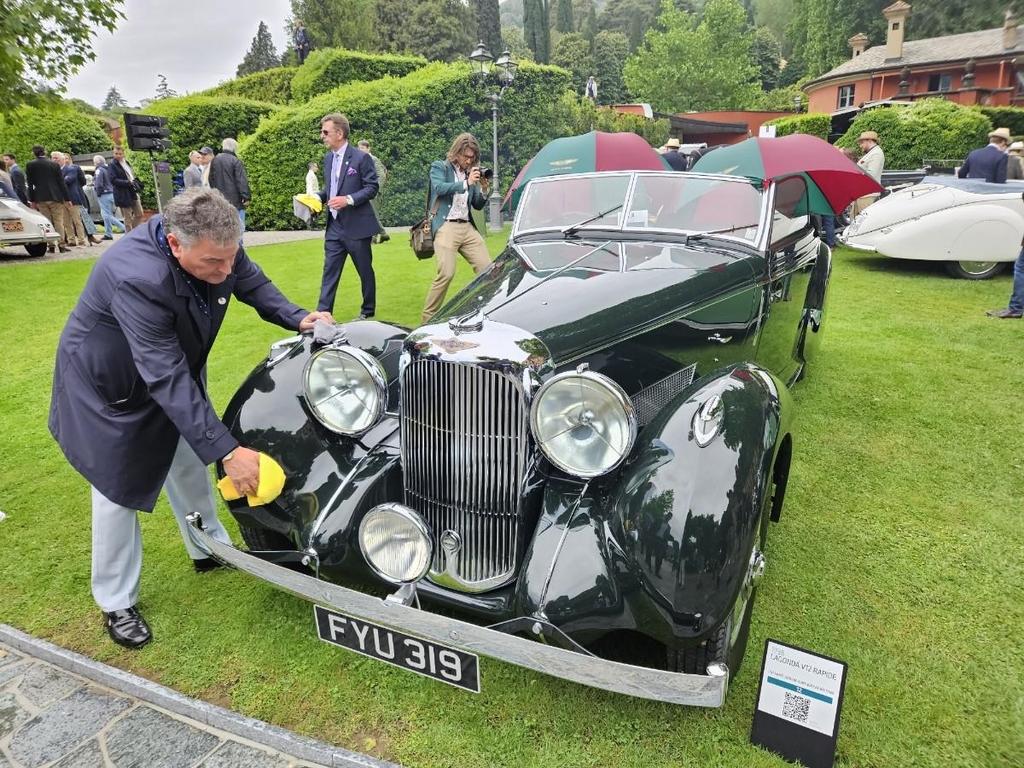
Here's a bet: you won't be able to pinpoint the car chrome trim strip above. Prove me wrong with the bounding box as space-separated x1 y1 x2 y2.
185 520 729 708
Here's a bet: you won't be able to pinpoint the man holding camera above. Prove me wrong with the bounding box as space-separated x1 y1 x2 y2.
422 133 493 323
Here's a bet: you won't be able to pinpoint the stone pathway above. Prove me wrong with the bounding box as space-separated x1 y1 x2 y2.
0 626 398 768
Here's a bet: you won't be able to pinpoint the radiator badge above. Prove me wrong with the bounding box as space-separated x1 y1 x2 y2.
431 337 480 353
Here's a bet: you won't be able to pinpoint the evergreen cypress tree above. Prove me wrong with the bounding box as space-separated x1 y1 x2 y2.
476 0 503 60
101 85 127 111
237 21 281 77
556 0 574 33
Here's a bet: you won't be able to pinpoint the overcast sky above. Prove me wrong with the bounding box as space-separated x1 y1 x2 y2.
66 0 292 107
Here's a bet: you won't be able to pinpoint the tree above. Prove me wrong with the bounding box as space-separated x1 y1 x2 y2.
155 74 178 100
102 86 128 112
287 0 377 54
524 0 552 63
391 0 477 62
556 0 575 33
501 0 525 28
501 26 535 61
752 27 781 91
237 21 281 77
580 1 599 44
552 32 593 94
624 0 761 112
476 0 503 59
593 30 630 104
0 0 124 112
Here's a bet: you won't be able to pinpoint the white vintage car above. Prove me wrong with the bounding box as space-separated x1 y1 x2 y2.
0 190 60 258
840 175 1024 279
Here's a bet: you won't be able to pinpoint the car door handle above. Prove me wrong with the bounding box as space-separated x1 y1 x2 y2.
708 333 732 344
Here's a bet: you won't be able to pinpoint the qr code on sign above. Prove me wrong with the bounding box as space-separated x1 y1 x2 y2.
782 691 811 722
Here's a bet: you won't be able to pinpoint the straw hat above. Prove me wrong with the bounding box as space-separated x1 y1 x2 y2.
988 127 1012 142
1010 141 1024 152
664 137 681 149
858 131 879 143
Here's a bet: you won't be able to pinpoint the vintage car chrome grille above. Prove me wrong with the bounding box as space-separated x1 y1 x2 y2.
634 364 697 427
400 359 529 593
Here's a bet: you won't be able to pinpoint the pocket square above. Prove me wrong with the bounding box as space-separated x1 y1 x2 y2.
346 167 357 176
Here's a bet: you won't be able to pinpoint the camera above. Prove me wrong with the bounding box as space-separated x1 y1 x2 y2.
473 167 494 180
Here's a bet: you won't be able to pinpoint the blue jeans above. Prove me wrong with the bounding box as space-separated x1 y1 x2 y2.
1010 247 1024 312
98 193 124 237
823 215 836 247
238 208 245 245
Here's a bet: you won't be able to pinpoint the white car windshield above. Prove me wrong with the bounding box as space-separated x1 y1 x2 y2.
513 171 764 245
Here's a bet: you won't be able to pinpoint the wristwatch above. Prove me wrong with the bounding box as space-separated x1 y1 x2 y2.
222 450 235 463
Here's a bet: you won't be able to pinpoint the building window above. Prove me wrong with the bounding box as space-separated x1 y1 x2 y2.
928 73 952 92
892 22 900 31
837 85 855 109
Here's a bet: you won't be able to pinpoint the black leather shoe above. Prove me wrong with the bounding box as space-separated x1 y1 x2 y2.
378 233 390 243
104 607 152 649
192 557 223 573
986 308 1023 318
58 246 70 253
101 235 114 240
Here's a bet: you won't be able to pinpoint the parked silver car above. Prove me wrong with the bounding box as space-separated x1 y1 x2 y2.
0 190 60 257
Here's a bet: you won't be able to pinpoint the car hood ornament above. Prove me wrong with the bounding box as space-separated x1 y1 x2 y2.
449 310 485 334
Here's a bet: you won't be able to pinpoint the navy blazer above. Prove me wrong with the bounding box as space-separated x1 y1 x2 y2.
319 145 378 240
958 144 1008 183
49 217 308 510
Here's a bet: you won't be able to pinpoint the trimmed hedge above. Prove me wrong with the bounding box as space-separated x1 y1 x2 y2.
763 113 831 139
122 96 279 209
290 48 427 103
0 105 113 167
240 61 574 230
974 106 1024 137
204 67 297 105
836 98 991 170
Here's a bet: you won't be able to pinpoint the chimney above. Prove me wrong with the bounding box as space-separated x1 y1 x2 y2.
1005 8 1019 50
849 33 870 58
882 2 911 61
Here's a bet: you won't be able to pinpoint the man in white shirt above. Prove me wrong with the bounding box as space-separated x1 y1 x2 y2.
852 131 885 217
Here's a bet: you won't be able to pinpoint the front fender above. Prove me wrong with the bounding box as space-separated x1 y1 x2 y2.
874 204 1022 263
612 362 791 642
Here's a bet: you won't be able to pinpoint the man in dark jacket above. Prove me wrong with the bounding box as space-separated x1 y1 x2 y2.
3 153 28 203
958 127 1011 183
49 187 333 648
208 138 251 244
25 145 72 253
109 146 145 231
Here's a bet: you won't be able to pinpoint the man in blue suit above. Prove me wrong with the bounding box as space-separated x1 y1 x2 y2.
958 127 1011 183
317 113 379 319
49 187 332 649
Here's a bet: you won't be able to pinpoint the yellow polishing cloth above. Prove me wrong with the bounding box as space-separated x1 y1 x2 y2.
217 452 286 506
294 193 323 213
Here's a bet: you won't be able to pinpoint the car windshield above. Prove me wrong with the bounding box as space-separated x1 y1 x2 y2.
513 171 764 245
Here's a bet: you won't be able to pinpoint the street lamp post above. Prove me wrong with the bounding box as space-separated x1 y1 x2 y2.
469 41 518 232
793 94 802 113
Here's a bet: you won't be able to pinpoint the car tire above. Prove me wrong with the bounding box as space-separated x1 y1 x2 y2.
238 525 293 552
24 242 48 257
944 261 1006 280
666 616 730 675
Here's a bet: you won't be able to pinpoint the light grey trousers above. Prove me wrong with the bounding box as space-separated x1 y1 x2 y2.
91 435 231 612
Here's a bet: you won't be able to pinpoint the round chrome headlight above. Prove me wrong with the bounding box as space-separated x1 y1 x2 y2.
359 504 433 584
303 346 387 435
530 370 637 478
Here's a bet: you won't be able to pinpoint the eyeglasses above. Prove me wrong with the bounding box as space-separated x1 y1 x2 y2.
320 129 334 135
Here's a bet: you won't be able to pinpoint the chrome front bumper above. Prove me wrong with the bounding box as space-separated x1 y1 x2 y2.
186 518 729 707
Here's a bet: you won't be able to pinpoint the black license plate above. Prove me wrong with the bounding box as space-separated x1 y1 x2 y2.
314 605 480 693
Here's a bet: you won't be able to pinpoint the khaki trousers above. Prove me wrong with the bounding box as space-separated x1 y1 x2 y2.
121 199 144 231
421 221 491 323
66 204 87 244
37 200 71 245
851 194 879 218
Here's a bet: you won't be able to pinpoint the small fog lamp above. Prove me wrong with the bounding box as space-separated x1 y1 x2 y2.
359 504 433 584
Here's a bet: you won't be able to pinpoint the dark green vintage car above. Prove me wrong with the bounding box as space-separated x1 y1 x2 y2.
188 170 831 706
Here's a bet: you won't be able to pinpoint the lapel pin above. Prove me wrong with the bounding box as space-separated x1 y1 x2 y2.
217 297 227 305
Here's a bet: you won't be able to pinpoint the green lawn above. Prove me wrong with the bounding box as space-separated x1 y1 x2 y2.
0 238 1021 767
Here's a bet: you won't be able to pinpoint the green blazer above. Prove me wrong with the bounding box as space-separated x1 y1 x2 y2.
428 160 487 237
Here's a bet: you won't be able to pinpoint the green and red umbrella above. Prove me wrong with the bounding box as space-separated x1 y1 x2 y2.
690 134 883 216
504 130 671 210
